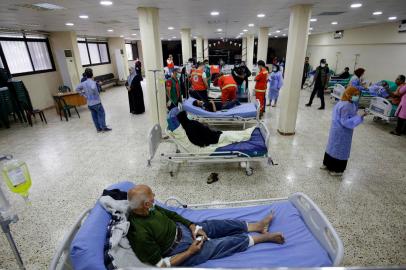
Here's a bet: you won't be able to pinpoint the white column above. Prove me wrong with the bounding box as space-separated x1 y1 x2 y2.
241 37 247 63
203 39 209 61
138 7 167 128
180 28 192 66
196 36 203 62
277 4 312 135
257 27 269 64
246 34 255 72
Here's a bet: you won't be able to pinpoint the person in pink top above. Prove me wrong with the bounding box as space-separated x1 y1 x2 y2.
390 75 406 136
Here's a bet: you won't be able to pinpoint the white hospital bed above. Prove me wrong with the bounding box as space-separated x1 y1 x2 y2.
368 97 397 122
147 122 273 176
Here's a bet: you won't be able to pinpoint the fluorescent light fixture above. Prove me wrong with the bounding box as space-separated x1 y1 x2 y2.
268 33 272 36
210 11 219 16
309 27 313 30
193 36 197 39
100 1 113 6
65 22 74 26
276 30 281 33
119 35 124 37
168 39 172 41
33 3 65 10
107 29 114 32
248 23 254 27
310 18 317 22
350 3 362 8
274 36 278 38
388 16 397 20
131 33 137 36
331 21 338 25
257 13 265 18
168 26 174 30
172 36 176 38
372 11 383 15
217 28 222 32
282 34 286 36
243 29 248 32
79 15 88 19
239 32 243 35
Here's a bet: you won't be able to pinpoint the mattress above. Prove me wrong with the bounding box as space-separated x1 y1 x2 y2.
214 128 267 157
183 98 257 118
70 182 332 270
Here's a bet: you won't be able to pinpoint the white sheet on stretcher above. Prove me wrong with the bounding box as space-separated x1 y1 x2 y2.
169 126 255 154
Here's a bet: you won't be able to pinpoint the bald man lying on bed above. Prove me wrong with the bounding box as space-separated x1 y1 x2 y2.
127 185 284 267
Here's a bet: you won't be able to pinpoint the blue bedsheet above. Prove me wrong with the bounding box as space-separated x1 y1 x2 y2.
214 128 267 157
70 182 332 269
183 98 257 118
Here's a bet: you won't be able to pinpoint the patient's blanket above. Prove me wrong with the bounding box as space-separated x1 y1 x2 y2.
169 126 256 154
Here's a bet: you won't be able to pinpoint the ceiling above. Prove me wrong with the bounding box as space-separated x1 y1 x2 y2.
0 0 405 40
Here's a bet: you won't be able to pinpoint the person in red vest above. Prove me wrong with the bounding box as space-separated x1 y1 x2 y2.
167 54 175 74
254 60 268 116
165 68 181 110
217 73 237 104
190 62 209 101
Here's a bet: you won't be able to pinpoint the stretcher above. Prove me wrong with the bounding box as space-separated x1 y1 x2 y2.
181 98 260 129
147 121 272 176
49 181 344 270
368 97 398 122
327 77 350 90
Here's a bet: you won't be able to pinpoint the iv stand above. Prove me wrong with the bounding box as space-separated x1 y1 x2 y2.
148 69 162 125
0 154 26 270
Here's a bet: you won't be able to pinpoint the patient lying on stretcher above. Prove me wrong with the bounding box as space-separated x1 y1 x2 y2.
368 80 401 105
192 99 240 112
175 110 254 148
127 185 285 267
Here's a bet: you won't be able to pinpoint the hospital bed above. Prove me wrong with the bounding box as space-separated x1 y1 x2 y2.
330 84 345 100
49 181 344 270
147 121 272 176
181 97 260 129
368 97 398 122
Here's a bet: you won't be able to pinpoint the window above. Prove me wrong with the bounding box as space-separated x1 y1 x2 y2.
0 34 55 76
125 43 133 60
77 40 110 67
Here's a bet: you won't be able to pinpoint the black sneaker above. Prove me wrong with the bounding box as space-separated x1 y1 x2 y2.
97 129 102 133
102 127 112 132
318 107 325 110
390 131 401 136
305 103 311 107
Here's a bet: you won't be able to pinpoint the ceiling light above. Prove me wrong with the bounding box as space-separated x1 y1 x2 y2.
309 27 313 30
239 32 243 35
168 26 174 30
193 36 197 39
33 3 65 10
274 36 278 38
217 28 222 32
210 11 219 16
243 29 248 32
172 36 176 39
119 35 124 38
331 21 338 25
282 34 286 36
248 23 254 27
65 22 74 26
268 33 272 36
276 30 281 33
100 1 113 6
131 33 137 36
310 18 317 22
107 29 114 32
372 11 383 15
79 15 88 19
168 39 172 41
388 16 397 20
257 14 265 18
350 3 362 8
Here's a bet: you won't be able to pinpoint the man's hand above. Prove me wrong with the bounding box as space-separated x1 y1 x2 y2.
189 224 208 240
187 240 204 255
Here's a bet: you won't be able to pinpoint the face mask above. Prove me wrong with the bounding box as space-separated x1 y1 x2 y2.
320 63 326 67
148 201 156 212
272 68 277 72
351 96 359 102
177 73 181 79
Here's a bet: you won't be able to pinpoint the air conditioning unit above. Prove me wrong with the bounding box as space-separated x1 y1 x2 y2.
398 20 406 33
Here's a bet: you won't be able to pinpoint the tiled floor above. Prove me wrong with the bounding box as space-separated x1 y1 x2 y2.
0 84 405 269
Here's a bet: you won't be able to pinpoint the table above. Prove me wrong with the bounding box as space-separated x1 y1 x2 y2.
53 92 87 115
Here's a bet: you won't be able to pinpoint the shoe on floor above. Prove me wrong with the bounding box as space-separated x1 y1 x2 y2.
207 173 219 184
103 127 112 132
318 107 325 110
272 104 277 107
390 131 401 136
320 165 327 170
266 104 271 106
305 103 311 107
329 171 343 176
97 129 102 133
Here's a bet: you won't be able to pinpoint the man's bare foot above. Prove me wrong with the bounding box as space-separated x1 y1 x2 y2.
252 232 285 245
248 211 274 233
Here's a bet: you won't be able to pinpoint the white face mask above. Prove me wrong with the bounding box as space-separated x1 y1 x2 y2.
148 201 156 212
320 63 326 68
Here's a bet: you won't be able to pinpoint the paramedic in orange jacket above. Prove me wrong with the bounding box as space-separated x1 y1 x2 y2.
190 62 209 101
218 73 237 104
255 60 268 114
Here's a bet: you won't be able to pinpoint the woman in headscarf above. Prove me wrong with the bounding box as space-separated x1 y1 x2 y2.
125 61 145 114
322 86 367 176
349 68 367 91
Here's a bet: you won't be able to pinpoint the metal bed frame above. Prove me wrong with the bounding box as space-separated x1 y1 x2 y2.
368 97 397 122
147 121 273 176
182 99 260 129
49 192 344 270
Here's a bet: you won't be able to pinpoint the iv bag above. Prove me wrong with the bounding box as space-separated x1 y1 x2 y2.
2 159 32 199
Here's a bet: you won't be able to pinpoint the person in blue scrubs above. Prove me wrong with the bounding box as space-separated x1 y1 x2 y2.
267 64 284 107
349 68 367 91
321 86 367 176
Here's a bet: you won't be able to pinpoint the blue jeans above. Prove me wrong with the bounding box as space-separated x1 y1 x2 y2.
168 220 249 266
88 103 106 130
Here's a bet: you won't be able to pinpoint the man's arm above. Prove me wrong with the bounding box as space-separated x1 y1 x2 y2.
156 206 193 227
202 73 209 88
